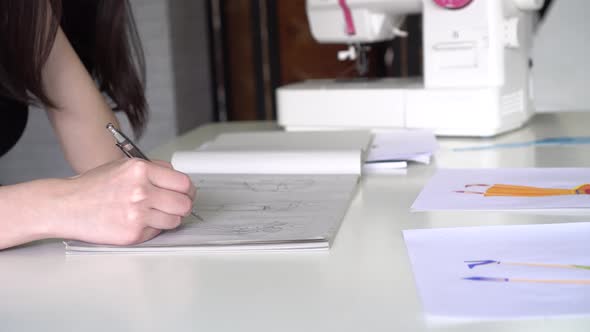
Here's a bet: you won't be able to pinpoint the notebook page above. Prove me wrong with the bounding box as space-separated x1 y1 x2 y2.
171 150 361 175
65 174 359 252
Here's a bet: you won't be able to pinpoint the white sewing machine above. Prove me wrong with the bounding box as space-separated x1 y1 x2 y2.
276 0 545 136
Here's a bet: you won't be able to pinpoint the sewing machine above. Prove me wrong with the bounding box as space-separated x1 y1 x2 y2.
276 0 545 136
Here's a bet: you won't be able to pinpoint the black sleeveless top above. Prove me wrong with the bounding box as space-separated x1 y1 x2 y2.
0 97 28 158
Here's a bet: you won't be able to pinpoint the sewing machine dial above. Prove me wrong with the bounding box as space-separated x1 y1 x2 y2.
433 0 473 9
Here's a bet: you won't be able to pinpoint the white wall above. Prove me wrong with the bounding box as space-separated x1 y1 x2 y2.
0 0 213 184
532 0 590 112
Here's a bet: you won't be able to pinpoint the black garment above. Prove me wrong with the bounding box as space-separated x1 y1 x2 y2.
0 97 28 158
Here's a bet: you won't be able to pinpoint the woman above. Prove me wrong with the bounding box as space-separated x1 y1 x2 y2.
0 0 195 250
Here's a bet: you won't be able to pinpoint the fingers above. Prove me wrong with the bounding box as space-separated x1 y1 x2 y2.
150 160 196 201
187 183 197 201
138 227 162 243
117 160 196 241
157 160 196 201
152 160 173 169
143 209 184 230
116 226 162 246
145 162 196 196
148 186 193 216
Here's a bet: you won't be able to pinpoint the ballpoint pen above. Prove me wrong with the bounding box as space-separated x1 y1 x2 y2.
106 123 203 221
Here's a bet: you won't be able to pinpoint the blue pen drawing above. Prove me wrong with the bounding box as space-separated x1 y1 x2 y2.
462 259 590 285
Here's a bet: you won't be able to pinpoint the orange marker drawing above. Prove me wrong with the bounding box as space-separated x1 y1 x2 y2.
455 183 590 197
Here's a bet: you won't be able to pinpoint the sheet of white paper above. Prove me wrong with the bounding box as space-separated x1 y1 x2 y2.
65 174 358 252
366 129 438 162
403 222 590 319
362 161 407 173
408 153 432 165
362 167 408 175
171 150 361 175
412 168 590 211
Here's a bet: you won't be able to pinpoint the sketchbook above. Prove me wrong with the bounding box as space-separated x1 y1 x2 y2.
64 136 363 253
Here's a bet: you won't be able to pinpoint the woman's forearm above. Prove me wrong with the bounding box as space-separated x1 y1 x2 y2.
42 27 124 173
0 159 196 250
0 179 70 250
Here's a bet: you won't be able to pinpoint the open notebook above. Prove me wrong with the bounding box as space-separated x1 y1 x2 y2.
65 132 365 253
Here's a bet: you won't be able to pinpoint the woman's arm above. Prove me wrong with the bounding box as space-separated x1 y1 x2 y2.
0 25 198 250
42 26 124 173
0 159 196 250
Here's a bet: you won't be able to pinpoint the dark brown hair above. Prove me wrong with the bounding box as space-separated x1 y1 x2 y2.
0 0 147 137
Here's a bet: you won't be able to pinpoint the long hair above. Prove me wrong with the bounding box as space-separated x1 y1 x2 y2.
0 0 147 137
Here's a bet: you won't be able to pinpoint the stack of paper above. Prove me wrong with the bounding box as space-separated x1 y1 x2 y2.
363 129 438 172
200 130 384 175
65 131 364 253
206 129 438 174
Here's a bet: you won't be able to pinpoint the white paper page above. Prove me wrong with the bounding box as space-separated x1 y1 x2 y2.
412 168 590 211
403 222 590 319
65 174 358 252
362 161 407 173
208 130 372 152
367 129 438 162
171 150 361 175
408 153 431 165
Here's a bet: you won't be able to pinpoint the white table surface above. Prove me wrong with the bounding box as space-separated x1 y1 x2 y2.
2 113 590 332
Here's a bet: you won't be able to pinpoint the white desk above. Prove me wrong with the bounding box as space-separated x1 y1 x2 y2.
2 113 590 331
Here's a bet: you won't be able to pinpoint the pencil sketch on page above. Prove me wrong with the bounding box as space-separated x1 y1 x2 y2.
197 201 302 212
193 178 316 193
88 173 360 248
186 173 356 223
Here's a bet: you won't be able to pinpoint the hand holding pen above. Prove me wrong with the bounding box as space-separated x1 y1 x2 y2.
106 123 203 221
56 144 198 246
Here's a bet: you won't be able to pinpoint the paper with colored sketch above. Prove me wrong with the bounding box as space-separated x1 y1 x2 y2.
403 222 590 319
411 168 590 211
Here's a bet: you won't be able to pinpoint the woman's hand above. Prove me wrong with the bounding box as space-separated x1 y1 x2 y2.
48 158 196 245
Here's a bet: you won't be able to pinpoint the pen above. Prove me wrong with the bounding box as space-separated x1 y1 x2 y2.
106 123 203 221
